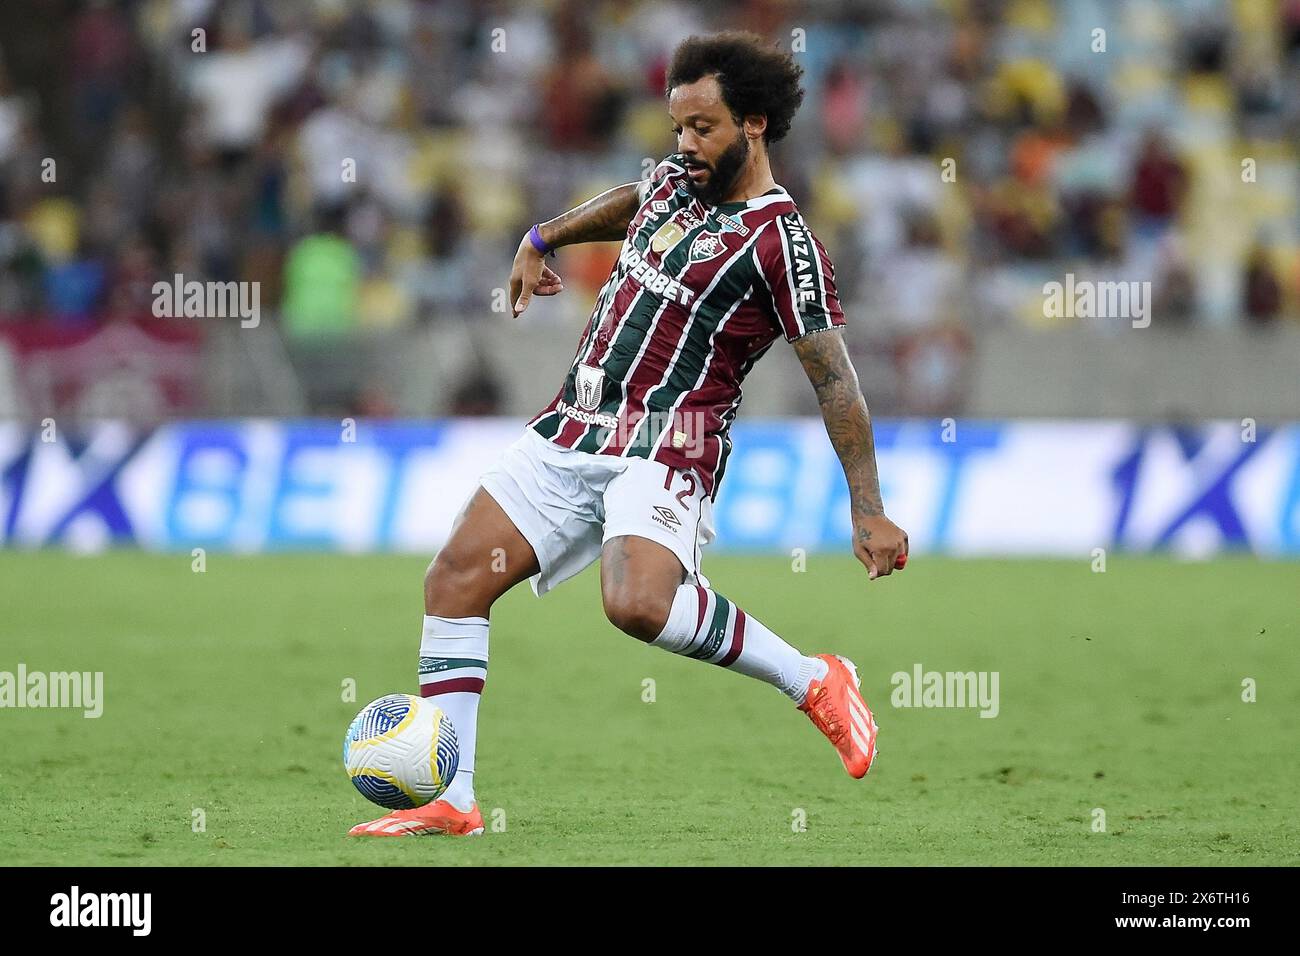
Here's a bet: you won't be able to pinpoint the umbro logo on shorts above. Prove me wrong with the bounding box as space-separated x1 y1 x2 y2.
651 505 682 531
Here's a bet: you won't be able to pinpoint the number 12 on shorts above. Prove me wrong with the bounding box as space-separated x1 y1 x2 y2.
663 464 697 511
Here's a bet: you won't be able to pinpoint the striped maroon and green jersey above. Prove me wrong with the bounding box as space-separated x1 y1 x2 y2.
527 153 845 498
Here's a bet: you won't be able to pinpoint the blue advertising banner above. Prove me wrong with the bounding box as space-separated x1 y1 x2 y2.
1 419 1296 556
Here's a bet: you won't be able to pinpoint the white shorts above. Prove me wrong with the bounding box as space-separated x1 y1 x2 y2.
479 428 714 596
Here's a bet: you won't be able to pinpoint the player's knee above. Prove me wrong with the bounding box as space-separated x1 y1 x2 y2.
424 547 489 614
602 587 671 642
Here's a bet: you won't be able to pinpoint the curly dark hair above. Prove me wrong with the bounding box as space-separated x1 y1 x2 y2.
665 32 806 143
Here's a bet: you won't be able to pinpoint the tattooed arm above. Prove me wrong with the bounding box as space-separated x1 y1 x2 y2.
510 183 641 316
539 183 642 246
792 328 909 579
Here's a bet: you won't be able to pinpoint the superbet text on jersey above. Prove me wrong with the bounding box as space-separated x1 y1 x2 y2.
529 153 845 498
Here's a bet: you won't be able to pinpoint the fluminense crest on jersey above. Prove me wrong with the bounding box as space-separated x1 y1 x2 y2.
689 232 725 262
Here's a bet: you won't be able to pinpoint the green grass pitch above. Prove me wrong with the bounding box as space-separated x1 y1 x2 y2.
0 551 1296 866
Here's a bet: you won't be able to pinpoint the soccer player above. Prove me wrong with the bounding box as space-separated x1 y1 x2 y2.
351 32 908 838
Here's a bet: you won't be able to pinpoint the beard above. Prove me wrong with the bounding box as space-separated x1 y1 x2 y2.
684 131 750 205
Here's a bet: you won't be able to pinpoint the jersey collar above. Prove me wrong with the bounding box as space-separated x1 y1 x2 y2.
713 185 788 213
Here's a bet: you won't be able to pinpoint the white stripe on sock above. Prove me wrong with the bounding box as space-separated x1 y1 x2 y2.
694 589 716 655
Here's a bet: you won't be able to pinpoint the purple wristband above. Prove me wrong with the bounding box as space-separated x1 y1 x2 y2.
528 224 555 258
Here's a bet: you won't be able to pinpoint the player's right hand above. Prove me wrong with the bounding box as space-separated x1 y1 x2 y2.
510 236 564 317
853 514 908 580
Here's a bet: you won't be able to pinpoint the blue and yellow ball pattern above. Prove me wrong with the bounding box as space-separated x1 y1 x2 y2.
343 694 459 810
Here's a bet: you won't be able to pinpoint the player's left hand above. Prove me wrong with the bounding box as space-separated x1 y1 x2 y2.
509 237 566 317
534 264 565 297
853 515 908 580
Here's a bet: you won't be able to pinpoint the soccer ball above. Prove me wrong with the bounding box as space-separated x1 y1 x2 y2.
343 694 459 810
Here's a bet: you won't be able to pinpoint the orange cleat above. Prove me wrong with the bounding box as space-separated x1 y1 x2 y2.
798 654 878 778
348 800 485 838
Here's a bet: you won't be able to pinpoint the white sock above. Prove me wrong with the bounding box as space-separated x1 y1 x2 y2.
418 615 488 811
651 585 828 701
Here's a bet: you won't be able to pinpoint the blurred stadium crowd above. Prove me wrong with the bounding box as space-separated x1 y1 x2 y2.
0 0 1297 420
